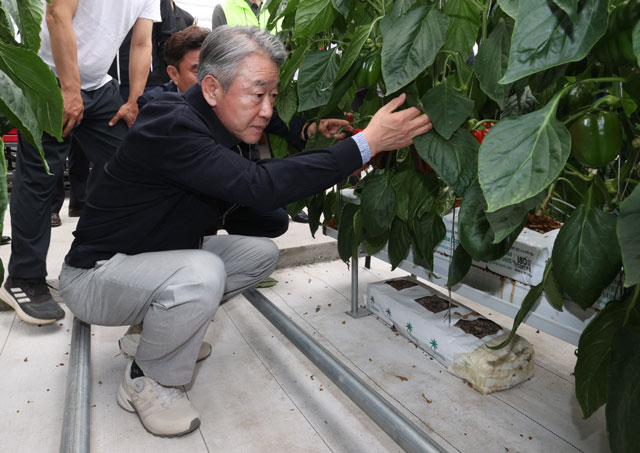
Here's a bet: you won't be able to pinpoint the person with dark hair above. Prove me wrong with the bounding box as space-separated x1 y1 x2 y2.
0 0 160 325
58 25 432 437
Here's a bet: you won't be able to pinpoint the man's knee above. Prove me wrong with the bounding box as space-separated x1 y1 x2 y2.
254 237 279 272
166 252 226 311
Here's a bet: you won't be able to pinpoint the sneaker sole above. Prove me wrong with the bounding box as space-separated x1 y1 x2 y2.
117 382 201 437
0 287 57 325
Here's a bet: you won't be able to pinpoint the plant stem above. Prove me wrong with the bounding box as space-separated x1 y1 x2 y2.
536 181 556 216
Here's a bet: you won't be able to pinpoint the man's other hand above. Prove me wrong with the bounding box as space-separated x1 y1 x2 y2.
109 101 140 128
61 88 84 137
362 93 432 156
307 119 354 141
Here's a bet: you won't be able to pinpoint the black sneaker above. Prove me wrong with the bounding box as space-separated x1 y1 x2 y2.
0 277 65 324
291 211 309 223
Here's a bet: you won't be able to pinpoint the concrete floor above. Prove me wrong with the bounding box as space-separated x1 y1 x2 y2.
0 200 608 452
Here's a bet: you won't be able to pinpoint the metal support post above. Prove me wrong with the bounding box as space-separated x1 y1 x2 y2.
60 317 91 453
244 288 445 453
347 255 370 319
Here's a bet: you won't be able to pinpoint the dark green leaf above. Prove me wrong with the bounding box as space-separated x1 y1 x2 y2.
574 298 628 418
474 19 511 109
295 0 337 38
338 203 359 262
500 86 540 119
551 0 579 25
0 6 16 44
553 187 622 309
359 174 396 237
407 170 438 228
286 198 308 218
617 185 640 287
380 5 448 93
0 71 44 160
413 128 478 197
308 192 325 238
478 96 570 212
421 81 474 140
281 43 311 88
388 217 411 270
543 260 565 311
497 0 519 18
459 181 524 262
269 133 297 158
334 22 377 81
297 49 340 112
388 0 418 17
363 229 389 256
331 0 351 18
412 211 446 271
275 84 298 125
435 186 456 217
486 192 545 244
323 190 337 225
443 0 482 59
391 170 410 220
501 0 608 83
447 245 472 287
606 326 640 453
0 41 62 140
3 0 43 51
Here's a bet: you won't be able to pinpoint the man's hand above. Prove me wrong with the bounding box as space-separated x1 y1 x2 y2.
109 101 139 128
61 88 84 137
307 119 354 140
362 93 432 156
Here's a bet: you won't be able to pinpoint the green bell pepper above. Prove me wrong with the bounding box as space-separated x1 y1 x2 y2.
569 111 622 167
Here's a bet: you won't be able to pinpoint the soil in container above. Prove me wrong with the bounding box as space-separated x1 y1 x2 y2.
385 279 418 291
415 295 457 313
455 318 502 339
526 213 562 234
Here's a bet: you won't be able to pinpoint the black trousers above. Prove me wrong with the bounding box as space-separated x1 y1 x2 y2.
51 138 91 214
10 79 128 279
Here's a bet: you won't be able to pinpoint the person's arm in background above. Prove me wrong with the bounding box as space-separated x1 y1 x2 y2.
109 18 154 127
211 5 227 28
45 0 82 137
157 0 176 65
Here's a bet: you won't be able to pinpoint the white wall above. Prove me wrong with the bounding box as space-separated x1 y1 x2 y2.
174 0 222 31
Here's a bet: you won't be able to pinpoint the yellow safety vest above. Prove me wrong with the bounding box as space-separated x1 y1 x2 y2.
220 0 274 31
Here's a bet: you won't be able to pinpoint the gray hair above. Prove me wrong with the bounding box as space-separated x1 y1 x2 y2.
197 25 287 91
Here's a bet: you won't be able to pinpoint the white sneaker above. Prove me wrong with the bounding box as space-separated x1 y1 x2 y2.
117 362 201 437
118 324 212 362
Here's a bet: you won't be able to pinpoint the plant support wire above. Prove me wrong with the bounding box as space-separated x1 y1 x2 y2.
244 288 445 453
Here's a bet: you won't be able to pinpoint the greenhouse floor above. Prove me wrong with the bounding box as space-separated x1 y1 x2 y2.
0 199 607 452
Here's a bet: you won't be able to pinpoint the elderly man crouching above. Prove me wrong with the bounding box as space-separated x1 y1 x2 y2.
58 26 432 437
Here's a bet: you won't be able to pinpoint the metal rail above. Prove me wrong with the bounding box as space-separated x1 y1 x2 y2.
244 288 445 453
60 317 91 453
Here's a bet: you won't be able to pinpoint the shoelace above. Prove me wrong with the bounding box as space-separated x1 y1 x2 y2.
148 379 184 408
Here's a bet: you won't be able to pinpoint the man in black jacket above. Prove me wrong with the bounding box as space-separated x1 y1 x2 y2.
58 26 432 438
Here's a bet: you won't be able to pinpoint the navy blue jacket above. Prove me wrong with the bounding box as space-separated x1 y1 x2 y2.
65 84 362 268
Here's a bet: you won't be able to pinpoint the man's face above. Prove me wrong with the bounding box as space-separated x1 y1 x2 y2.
169 49 200 92
211 53 279 144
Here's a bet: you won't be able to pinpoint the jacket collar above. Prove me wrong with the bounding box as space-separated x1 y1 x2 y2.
184 83 241 149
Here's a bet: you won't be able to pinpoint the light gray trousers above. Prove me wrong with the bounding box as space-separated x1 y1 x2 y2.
59 235 279 386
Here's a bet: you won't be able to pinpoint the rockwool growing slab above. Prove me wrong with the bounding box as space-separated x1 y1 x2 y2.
366 276 535 394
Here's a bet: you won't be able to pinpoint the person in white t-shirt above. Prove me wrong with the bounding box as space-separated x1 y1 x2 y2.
0 0 161 326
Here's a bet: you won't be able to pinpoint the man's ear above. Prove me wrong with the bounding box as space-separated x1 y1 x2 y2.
166 65 179 85
201 74 221 108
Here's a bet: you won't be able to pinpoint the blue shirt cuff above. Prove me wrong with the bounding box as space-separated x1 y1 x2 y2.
352 132 371 164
